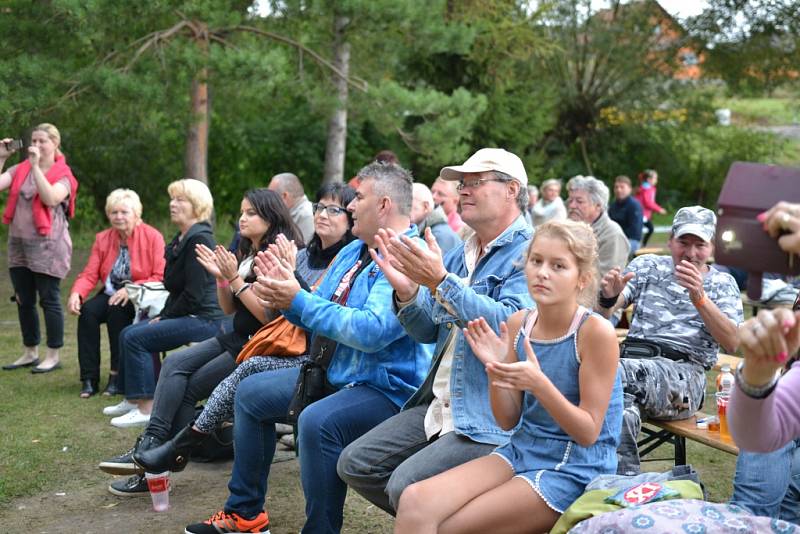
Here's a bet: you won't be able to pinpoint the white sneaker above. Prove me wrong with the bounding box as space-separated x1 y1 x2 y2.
110 408 151 428
102 399 136 416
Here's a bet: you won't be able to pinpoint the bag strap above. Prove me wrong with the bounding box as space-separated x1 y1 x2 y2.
310 245 374 371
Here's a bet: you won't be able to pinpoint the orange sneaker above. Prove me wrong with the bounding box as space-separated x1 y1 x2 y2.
184 510 270 534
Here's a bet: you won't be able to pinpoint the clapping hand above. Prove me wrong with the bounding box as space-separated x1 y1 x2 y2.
463 318 509 366
485 332 544 392
383 227 448 293
196 243 224 279
214 246 239 281
252 250 298 309
268 234 298 271
370 229 419 301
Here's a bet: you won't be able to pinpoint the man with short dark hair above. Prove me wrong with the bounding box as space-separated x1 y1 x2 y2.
186 162 432 534
608 175 644 254
598 206 742 475
337 148 533 515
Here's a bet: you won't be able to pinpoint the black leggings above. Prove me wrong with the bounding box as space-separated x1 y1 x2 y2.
642 219 655 247
9 267 64 348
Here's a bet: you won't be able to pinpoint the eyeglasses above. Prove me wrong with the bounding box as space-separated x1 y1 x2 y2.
312 203 347 216
456 177 511 191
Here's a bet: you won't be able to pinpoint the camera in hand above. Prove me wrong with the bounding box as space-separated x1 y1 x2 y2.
4 139 23 152
715 162 800 300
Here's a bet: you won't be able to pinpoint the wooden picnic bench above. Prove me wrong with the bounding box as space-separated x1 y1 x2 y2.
637 353 743 466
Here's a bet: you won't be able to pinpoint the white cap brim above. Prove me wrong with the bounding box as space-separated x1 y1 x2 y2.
673 224 713 242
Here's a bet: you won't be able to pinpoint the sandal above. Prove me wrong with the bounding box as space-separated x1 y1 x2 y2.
80 379 99 398
102 373 122 396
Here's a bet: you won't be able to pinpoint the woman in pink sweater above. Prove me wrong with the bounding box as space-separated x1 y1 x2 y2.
729 201 800 452
68 189 165 398
635 169 666 247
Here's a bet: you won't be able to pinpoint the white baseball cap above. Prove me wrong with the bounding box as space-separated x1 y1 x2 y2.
440 148 528 186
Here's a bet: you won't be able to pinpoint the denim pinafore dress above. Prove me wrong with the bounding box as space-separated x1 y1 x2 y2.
492 306 624 513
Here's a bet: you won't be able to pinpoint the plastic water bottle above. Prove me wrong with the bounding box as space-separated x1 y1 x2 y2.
716 363 734 394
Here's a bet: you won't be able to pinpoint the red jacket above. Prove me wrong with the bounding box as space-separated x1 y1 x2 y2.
635 183 664 221
70 222 166 300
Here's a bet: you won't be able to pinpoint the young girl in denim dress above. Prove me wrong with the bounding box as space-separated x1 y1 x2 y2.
394 219 624 533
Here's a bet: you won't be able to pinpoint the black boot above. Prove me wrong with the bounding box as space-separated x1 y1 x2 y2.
102 373 121 396
133 423 209 474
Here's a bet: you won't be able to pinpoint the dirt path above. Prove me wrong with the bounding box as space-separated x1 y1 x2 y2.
0 451 392 534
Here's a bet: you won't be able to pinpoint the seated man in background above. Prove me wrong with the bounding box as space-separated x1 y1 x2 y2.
597 206 742 475
431 176 465 234
268 172 314 244
409 182 460 254
567 175 630 276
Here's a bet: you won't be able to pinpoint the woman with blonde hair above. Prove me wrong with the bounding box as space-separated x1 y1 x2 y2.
68 189 166 397
1 124 79 373
101 179 224 430
531 178 566 227
394 220 622 533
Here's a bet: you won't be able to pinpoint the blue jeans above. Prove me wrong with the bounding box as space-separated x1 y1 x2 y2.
225 368 398 534
118 316 222 400
628 239 641 255
731 439 800 524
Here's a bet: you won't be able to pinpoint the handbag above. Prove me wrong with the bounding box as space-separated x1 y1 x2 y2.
236 315 307 364
124 282 170 322
286 246 373 424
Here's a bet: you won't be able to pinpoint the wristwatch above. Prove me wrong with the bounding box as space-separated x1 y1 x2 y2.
734 361 779 399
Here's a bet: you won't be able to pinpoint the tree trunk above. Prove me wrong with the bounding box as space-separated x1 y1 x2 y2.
322 15 350 184
185 71 209 183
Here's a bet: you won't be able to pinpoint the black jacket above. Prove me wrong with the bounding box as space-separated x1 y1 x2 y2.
160 221 223 320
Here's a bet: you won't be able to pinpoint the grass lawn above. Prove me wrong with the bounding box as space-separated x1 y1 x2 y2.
0 234 741 530
715 96 799 127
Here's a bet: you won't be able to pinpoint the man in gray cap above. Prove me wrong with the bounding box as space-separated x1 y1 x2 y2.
337 148 533 515
597 206 743 475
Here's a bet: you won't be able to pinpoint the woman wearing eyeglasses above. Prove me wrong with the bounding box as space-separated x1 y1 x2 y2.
102 184 357 489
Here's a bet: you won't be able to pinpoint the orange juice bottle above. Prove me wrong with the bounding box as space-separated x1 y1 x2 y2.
716 391 730 438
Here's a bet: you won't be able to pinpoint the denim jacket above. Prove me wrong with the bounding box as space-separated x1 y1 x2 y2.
399 215 534 445
284 230 433 408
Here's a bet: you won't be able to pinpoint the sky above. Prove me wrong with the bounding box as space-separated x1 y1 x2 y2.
657 0 709 20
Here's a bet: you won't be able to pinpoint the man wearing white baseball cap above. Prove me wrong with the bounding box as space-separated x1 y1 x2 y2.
338 147 534 515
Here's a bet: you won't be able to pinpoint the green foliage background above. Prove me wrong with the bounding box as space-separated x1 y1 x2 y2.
0 0 796 228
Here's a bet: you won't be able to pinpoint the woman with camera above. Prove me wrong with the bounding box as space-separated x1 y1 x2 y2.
67 189 166 398
1 124 78 373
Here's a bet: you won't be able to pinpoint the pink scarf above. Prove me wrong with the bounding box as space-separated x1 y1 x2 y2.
2 154 78 235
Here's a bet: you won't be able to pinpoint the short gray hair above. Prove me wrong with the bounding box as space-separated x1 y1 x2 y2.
567 175 610 210
493 170 527 214
357 162 413 215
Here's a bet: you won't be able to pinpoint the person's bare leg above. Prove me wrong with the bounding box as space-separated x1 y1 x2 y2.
394 455 513 534
136 399 154 415
36 347 60 369
8 346 38 366
440 477 559 534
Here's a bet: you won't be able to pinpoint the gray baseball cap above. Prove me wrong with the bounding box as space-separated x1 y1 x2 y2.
671 206 717 242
